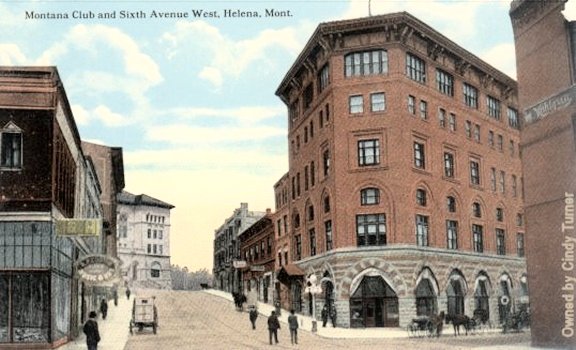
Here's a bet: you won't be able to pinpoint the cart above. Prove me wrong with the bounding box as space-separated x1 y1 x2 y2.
406 316 433 337
129 296 158 334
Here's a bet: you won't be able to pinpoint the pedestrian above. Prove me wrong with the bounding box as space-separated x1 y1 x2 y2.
288 309 298 345
249 306 258 329
83 311 100 350
330 306 337 328
113 287 118 306
100 298 108 320
267 310 281 345
126 287 131 300
321 305 328 327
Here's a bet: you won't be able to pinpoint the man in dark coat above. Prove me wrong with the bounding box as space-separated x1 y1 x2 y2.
267 311 281 345
288 309 299 345
83 311 100 350
249 306 258 329
100 299 108 320
321 305 329 327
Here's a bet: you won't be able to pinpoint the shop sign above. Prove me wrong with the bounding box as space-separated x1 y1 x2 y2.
233 260 247 268
524 85 576 125
250 265 265 272
75 255 121 283
56 218 102 237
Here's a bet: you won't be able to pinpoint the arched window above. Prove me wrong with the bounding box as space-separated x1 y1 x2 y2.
416 188 427 206
1 121 23 169
360 187 380 205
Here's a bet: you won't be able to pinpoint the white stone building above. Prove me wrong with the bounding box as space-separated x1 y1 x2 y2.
117 191 174 289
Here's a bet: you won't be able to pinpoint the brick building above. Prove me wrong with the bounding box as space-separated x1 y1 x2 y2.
510 0 576 347
0 67 106 347
274 12 527 328
239 209 275 304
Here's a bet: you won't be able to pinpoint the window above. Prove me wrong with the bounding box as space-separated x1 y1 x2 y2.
438 108 446 128
436 69 454 96
323 149 330 176
473 124 480 142
349 95 363 113
345 50 388 77
449 113 456 131
470 160 480 185
361 188 380 205
491 168 497 192
304 84 314 109
465 120 472 138
356 213 387 246
517 233 525 257
148 229 151 239
488 131 494 147
323 195 330 213
499 170 506 193
473 224 484 253
496 207 504 222
295 235 302 260
496 229 506 255
311 161 315 187
408 95 416 114
358 139 380 166
508 107 519 129
153 230 157 239
294 213 300 228
420 100 428 119
509 140 515 157
406 53 426 83
159 245 163 255
318 64 330 92
512 175 518 197
487 96 501 120
371 92 386 112
446 220 458 249
325 220 333 251
309 228 316 256
472 202 482 218
463 83 478 109
307 205 314 221
147 244 151 254
414 142 426 169
277 219 282 237
153 244 157 254
415 215 429 247
416 188 427 206
497 134 503 151
447 196 456 212
516 213 524 226
1 130 22 169
444 152 455 178
304 127 308 144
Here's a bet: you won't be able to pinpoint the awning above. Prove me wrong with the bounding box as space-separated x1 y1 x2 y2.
276 264 305 285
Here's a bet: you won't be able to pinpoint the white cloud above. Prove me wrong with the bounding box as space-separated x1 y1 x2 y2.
169 105 285 124
563 1 576 20
146 124 285 145
162 20 310 87
0 44 27 65
71 104 91 125
93 105 129 127
480 43 517 79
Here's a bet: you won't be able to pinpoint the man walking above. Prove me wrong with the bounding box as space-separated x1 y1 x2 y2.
267 310 280 345
83 311 100 350
100 299 108 320
249 306 258 330
288 309 299 345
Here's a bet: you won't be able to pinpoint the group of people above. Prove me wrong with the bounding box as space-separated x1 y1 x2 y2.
83 286 131 350
248 307 300 345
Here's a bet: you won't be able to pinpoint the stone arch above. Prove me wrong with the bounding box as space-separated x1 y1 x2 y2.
320 187 332 214
445 187 463 212
341 259 408 299
304 197 315 223
470 195 488 219
412 179 436 207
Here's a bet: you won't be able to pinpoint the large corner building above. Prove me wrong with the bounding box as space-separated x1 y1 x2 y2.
274 12 527 328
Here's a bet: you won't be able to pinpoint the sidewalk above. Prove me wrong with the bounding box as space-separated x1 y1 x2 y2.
60 290 132 350
203 289 537 349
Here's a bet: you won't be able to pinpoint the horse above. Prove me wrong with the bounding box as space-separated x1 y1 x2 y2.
428 311 445 337
472 309 491 332
445 313 473 336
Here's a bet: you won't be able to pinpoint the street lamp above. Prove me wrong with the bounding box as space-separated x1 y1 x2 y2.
304 273 322 333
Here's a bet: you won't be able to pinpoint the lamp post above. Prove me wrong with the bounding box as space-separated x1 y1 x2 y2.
305 273 322 333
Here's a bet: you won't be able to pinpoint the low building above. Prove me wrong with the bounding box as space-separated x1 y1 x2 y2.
117 191 174 289
239 209 276 304
213 203 266 293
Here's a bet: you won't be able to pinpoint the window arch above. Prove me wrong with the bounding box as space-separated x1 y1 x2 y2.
151 261 161 278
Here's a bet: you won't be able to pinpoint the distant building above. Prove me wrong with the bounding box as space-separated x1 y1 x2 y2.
275 12 526 328
239 209 275 304
0 67 107 347
117 191 174 289
510 0 576 347
213 203 266 293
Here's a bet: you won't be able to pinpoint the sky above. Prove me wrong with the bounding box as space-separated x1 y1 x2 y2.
1 0 575 272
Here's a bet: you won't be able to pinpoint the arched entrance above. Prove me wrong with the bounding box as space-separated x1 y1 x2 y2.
498 274 513 324
446 271 466 317
323 280 335 309
415 278 437 316
349 275 399 328
474 273 490 319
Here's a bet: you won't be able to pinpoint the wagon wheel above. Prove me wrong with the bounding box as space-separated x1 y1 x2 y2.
425 319 435 337
406 323 417 337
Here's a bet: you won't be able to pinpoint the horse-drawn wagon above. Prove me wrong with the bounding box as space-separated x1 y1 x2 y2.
129 296 158 334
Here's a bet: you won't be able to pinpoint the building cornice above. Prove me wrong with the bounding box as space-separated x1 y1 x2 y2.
510 0 567 33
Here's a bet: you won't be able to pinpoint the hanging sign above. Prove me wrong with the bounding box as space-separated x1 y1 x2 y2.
56 219 102 237
75 255 121 283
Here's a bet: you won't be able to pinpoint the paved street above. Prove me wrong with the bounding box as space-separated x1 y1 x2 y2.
122 289 533 350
